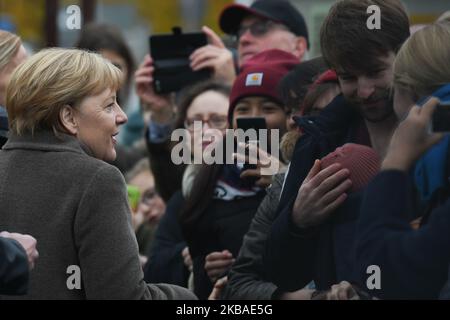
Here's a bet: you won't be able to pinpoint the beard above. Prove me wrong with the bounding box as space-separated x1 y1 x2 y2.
346 88 395 123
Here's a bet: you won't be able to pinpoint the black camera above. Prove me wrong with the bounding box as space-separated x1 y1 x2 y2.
149 27 212 94
432 100 450 132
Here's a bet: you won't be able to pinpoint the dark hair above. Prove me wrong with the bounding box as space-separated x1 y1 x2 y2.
75 23 136 104
320 0 410 73
174 80 231 131
302 82 339 116
175 82 231 242
279 57 327 114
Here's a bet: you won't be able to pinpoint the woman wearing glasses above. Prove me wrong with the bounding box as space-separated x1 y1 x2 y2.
144 80 231 288
179 49 296 299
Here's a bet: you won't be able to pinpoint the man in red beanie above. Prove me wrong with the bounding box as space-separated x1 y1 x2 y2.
196 49 298 294
228 49 299 138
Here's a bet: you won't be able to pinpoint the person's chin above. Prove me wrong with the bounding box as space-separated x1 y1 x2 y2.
103 148 117 162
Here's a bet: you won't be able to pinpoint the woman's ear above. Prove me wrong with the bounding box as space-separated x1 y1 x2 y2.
59 105 78 135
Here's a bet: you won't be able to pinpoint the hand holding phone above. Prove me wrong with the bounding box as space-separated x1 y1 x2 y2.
235 117 268 171
432 100 450 132
149 27 212 94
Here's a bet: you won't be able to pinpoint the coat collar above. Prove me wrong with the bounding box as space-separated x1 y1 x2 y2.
2 130 93 157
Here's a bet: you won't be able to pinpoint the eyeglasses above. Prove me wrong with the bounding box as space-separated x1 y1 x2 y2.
184 115 228 131
236 20 289 39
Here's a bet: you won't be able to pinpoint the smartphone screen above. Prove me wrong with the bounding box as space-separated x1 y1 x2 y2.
236 117 267 171
432 101 450 132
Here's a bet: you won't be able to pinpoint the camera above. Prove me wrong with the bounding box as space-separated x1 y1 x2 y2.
149 27 212 94
432 100 450 132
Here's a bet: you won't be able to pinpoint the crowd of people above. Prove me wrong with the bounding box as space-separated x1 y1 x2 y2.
1 0 450 300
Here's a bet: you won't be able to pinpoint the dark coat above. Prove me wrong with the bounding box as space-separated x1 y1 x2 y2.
0 130 196 300
144 190 190 287
188 192 266 300
356 170 450 299
0 237 29 295
222 173 285 300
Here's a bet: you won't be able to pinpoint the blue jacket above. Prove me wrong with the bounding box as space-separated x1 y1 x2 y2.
263 95 372 291
356 170 450 299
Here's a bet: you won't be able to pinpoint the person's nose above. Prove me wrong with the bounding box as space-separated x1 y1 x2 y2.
250 108 262 118
116 105 128 125
202 121 211 130
357 76 376 99
238 29 255 47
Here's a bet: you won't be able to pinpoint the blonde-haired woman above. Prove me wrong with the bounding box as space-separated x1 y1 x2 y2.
0 48 195 300
356 21 450 299
0 30 27 147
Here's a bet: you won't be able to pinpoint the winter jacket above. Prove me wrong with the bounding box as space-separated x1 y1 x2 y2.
0 130 196 300
222 173 285 300
356 170 450 299
144 190 190 287
263 95 372 291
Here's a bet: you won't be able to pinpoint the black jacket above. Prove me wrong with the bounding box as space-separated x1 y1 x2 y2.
263 95 371 291
188 192 266 300
144 191 190 287
222 173 285 300
0 237 29 295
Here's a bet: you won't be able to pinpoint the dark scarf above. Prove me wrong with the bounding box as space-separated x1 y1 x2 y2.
213 164 263 201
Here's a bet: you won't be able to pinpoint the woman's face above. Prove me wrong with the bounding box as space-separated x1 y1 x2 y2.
74 88 127 161
393 85 417 120
233 96 288 136
185 90 229 157
0 45 28 106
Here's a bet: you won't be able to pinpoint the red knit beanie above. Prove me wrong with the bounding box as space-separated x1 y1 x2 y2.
228 49 299 123
320 143 381 193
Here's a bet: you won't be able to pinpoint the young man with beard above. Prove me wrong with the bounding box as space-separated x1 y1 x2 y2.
262 0 410 299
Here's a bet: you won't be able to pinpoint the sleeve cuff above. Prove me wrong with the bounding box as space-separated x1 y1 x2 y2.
148 120 173 143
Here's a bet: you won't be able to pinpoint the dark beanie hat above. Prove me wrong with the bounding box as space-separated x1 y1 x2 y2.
320 143 381 193
228 49 298 123
219 0 309 48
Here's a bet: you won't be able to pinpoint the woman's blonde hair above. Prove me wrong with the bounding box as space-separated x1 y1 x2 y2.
6 48 123 135
0 30 21 72
438 11 450 23
394 21 450 98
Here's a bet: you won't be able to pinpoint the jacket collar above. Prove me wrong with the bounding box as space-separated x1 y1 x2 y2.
2 130 93 156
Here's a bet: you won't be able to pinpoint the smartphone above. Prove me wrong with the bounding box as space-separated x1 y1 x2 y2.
149 27 212 94
236 117 267 171
432 101 450 132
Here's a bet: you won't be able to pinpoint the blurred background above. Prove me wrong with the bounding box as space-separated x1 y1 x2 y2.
1 0 448 127
1 0 449 62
